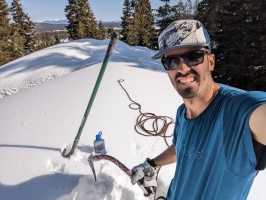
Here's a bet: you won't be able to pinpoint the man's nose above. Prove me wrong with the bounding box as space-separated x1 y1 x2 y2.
175 58 191 74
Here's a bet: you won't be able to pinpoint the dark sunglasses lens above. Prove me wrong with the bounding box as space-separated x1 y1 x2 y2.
183 51 204 66
162 56 180 70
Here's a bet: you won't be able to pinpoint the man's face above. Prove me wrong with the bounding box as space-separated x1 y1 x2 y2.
164 47 215 99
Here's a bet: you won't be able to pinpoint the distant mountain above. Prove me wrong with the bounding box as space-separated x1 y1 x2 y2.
34 19 122 32
41 19 68 24
34 22 67 32
100 20 122 29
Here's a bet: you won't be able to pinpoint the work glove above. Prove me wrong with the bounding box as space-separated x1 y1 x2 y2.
131 158 158 187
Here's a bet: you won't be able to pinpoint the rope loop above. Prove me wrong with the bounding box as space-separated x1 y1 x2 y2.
118 79 174 147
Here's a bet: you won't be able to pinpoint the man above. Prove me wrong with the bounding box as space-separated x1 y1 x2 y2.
131 19 266 199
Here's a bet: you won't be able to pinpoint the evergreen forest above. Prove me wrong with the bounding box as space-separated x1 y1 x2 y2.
0 0 265 91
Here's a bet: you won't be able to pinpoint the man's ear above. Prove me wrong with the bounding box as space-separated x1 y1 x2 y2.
208 54 215 71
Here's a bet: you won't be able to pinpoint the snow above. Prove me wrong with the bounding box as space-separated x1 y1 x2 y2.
0 38 265 200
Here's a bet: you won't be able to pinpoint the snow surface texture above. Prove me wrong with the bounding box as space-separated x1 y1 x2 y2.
0 39 265 200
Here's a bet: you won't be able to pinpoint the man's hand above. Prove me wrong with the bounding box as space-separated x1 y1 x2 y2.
131 158 158 187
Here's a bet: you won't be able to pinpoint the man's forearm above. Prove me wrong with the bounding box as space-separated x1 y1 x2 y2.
153 144 176 167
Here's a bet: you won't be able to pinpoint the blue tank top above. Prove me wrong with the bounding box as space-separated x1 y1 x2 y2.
166 85 266 200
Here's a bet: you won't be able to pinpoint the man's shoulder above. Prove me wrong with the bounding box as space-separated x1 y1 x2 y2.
218 83 245 97
218 84 266 117
218 84 266 102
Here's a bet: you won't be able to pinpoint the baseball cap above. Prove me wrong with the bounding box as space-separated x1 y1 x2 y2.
152 20 211 60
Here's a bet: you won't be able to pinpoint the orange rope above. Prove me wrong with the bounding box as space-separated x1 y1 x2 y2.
118 79 174 147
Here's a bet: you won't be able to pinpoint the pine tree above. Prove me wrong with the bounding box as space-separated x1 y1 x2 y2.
9 22 25 58
213 0 265 90
10 0 36 56
24 14 37 54
194 0 211 27
160 0 170 3
172 0 186 20
155 0 174 34
185 0 193 18
192 0 200 15
65 0 98 40
127 0 139 46
65 0 79 40
54 32 61 44
133 0 158 49
78 0 98 38
107 26 114 38
98 20 107 40
194 0 226 41
194 0 265 90
9 3 25 59
0 0 12 66
121 0 134 44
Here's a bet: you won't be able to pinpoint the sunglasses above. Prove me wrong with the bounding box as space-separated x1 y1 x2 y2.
161 50 210 70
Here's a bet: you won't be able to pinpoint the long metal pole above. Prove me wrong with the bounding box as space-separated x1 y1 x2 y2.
62 32 118 158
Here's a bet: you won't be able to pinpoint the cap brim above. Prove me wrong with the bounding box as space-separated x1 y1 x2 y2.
151 43 210 60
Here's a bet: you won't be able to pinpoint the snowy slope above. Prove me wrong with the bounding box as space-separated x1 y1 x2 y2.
0 39 265 200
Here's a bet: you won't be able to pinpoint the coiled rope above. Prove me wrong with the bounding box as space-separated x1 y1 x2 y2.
117 79 175 147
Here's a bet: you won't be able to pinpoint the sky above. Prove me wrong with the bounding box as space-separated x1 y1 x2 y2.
5 0 175 22
0 37 266 199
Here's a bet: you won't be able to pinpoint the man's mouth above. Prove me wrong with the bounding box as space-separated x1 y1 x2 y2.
177 76 196 84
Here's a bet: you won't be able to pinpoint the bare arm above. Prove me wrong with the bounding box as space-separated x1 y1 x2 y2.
153 144 176 167
250 104 266 145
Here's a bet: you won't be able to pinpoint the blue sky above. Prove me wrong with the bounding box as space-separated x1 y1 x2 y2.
5 0 176 22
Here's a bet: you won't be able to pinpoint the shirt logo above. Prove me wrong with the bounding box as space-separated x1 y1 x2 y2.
179 144 204 160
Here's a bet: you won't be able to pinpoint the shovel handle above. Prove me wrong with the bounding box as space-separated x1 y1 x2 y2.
61 33 118 158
